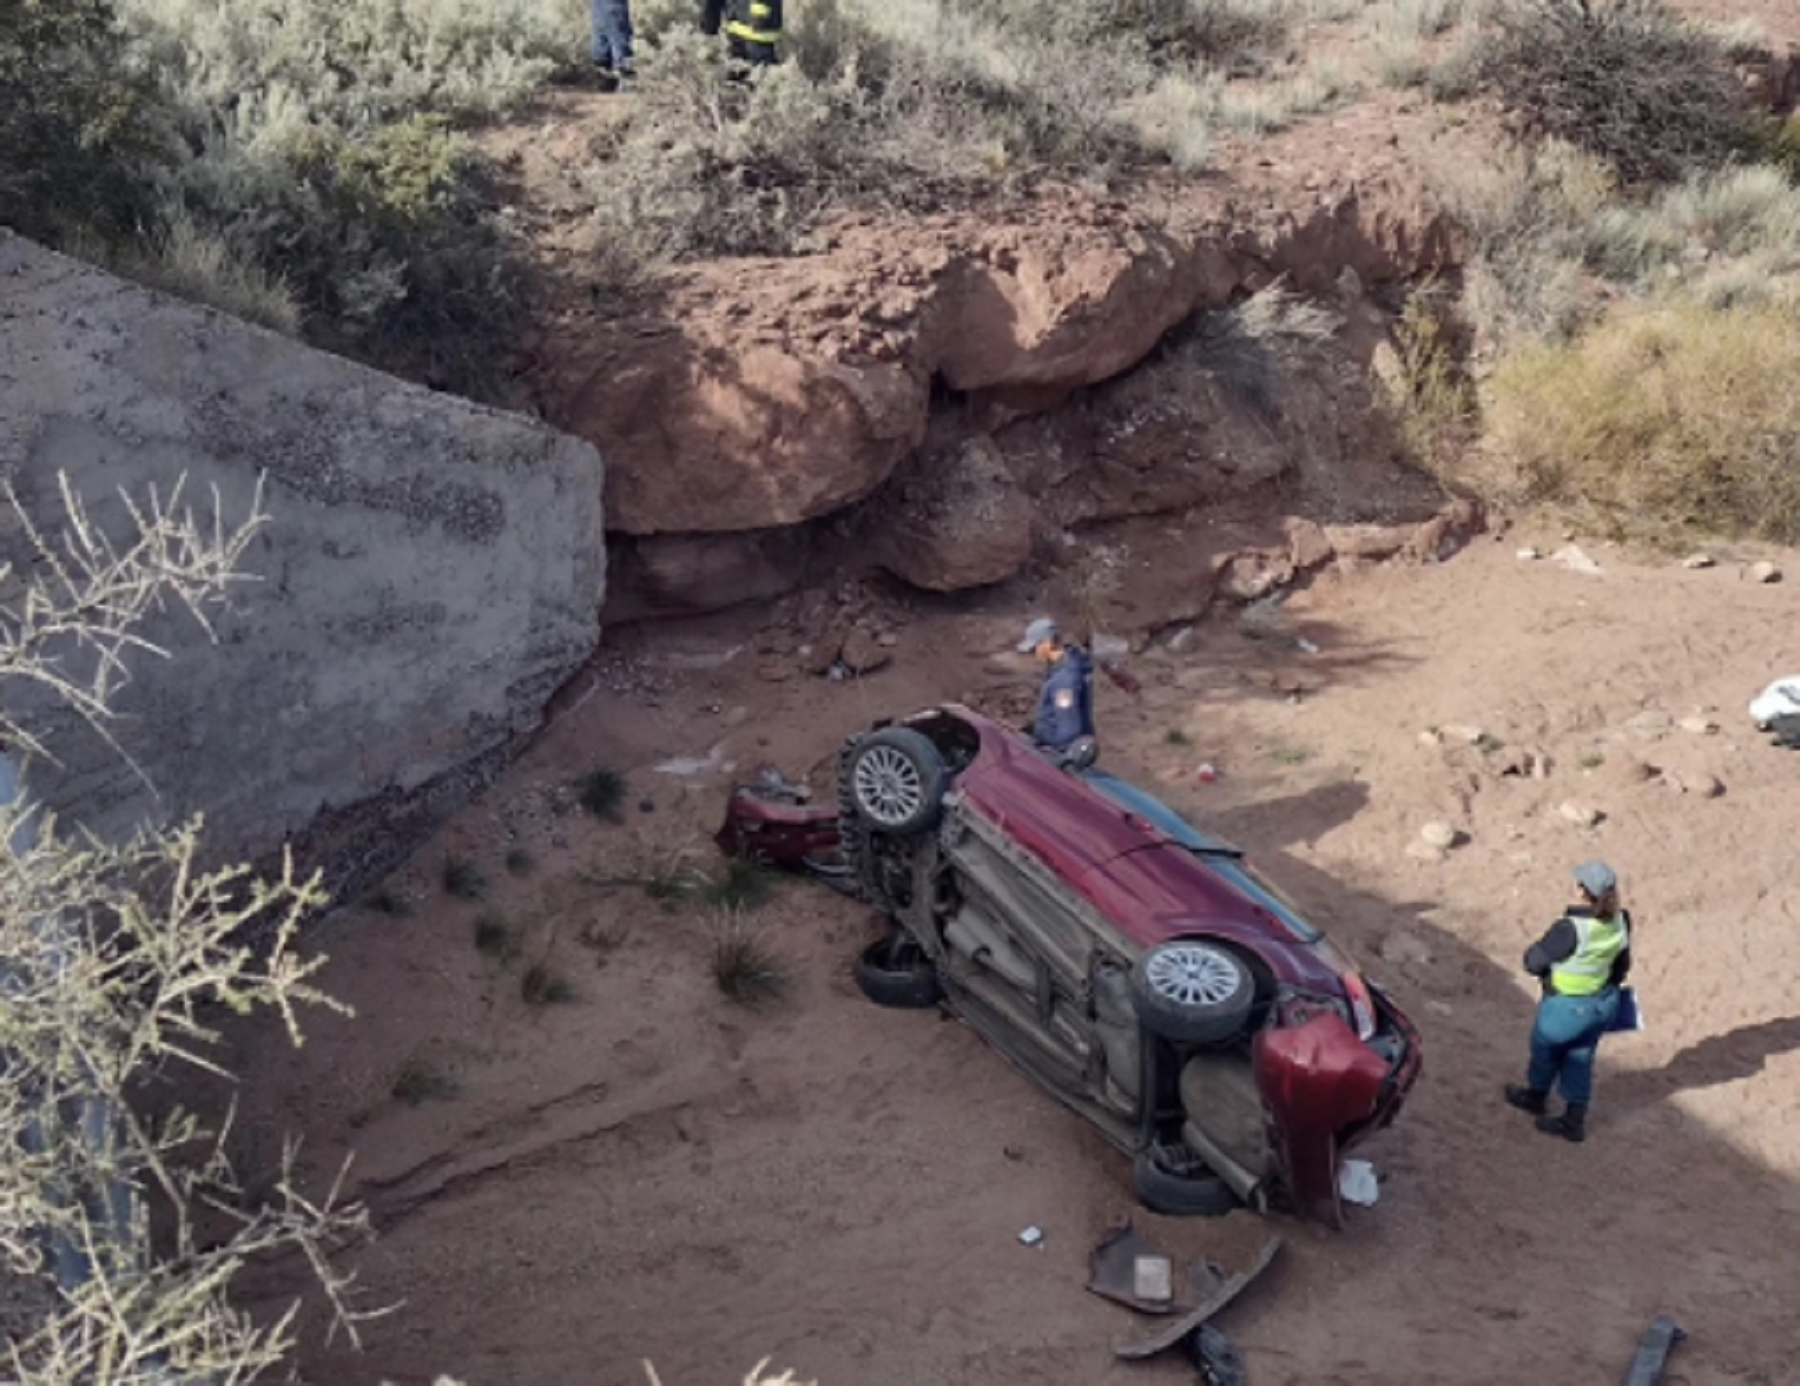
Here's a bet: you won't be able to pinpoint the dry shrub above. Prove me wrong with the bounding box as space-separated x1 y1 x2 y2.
1375 285 1477 477
709 910 791 1008
1474 0 1750 183
1483 300 1800 542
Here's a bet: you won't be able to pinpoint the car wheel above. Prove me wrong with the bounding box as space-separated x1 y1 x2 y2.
1132 1141 1240 1218
853 934 944 1010
845 728 947 836
1186 1323 1247 1386
1130 940 1254 1045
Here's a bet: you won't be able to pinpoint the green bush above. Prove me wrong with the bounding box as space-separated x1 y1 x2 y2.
1483 300 1800 542
1474 0 1750 183
0 0 164 241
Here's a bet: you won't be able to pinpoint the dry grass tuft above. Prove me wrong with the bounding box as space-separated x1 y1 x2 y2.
709 910 792 1009
1483 300 1800 544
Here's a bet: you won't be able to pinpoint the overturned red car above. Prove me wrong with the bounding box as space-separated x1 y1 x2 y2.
716 705 1422 1226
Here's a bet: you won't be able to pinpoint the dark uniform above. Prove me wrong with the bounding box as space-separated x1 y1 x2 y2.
1032 645 1095 753
702 0 781 63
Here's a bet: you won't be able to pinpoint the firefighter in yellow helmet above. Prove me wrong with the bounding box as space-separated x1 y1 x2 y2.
1504 860 1632 1143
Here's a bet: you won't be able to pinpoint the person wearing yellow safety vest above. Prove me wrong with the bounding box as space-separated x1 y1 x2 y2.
1504 860 1633 1143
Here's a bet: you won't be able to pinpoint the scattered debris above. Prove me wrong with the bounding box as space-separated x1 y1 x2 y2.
1018 1226 1045 1248
1747 560 1782 584
1681 552 1716 569
1749 676 1800 729
1558 801 1603 827
1195 762 1218 783
1337 1159 1379 1207
1295 636 1321 655
1438 723 1488 745
1621 1314 1686 1386
1425 1000 1455 1017
1110 1235 1284 1361
1515 546 1542 561
1419 821 1461 850
1417 728 1443 747
1677 716 1718 735
1550 543 1603 575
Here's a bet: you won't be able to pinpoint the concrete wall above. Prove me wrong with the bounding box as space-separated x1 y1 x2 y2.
0 232 607 902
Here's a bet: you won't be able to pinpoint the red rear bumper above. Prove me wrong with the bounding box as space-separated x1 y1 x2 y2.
1254 987 1422 1226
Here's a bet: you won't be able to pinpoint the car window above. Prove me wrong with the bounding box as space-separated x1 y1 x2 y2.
1190 851 1324 944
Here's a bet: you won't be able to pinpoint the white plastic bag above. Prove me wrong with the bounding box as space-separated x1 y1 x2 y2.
1749 677 1800 728
1338 1159 1380 1207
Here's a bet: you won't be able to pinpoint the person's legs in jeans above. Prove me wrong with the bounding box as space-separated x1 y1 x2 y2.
589 0 634 72
1527 991 1616 1139
700 0 726 35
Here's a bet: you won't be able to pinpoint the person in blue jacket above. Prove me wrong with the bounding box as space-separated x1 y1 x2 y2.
1018 617 1095 755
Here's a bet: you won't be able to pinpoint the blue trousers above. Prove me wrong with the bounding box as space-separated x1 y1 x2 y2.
589 0 633 66
1526 989 1619 1106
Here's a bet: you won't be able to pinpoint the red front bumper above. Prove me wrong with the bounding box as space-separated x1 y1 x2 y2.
1254 986 1423 1226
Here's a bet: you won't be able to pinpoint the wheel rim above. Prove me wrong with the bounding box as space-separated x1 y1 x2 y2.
852 745 925 827
1146 944 1240 1008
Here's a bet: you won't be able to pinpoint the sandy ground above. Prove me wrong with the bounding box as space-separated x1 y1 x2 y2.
202 522 1800 1386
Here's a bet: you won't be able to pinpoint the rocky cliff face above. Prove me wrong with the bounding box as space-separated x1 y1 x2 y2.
0 233 608 904
524 177 1462 617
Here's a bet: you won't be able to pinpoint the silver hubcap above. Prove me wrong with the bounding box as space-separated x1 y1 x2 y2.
853 745 924 827
1146 944 1240 1008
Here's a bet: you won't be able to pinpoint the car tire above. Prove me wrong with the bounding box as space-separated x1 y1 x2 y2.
853 934 943 1010
844 728 947 836
1129 940 1254 1045
1186 1323 1247 1386
1132 1142 1240 1218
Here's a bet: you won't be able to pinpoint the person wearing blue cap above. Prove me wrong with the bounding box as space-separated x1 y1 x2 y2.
1504 860 1633 1143
1018 617 1095 757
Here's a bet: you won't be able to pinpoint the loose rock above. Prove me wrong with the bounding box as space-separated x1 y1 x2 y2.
1406 841 1449 863
1379 930 1434 967
1550 544 1603 575
1749 560 1782 584
1677 716 1719 735
1558 801 1603 827
1681 553 1716 570
1670 771 1725 798
1419 821 1462 849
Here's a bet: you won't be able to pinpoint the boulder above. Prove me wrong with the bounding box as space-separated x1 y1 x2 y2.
0 232 606 904
604 526 815 622
876 434 1035 592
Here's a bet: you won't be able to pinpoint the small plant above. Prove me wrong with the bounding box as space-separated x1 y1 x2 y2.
1270 744 1312 766
644 864 707 908
367 885 413 916
575 767 629 822
1579 751 1607 769
521 962 578 1007
473 916 517 959
711 914 791 1010
391 1056 458 1107
442 855 488 900
1165 727 1193 746
709 857 775 911
505 846 536 876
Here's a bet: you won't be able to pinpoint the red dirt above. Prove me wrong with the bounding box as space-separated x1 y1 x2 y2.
217 522 1800 1386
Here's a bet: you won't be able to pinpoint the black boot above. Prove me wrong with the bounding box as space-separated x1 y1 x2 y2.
1504 1083 1548 1115
1535 1102 1588 1142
